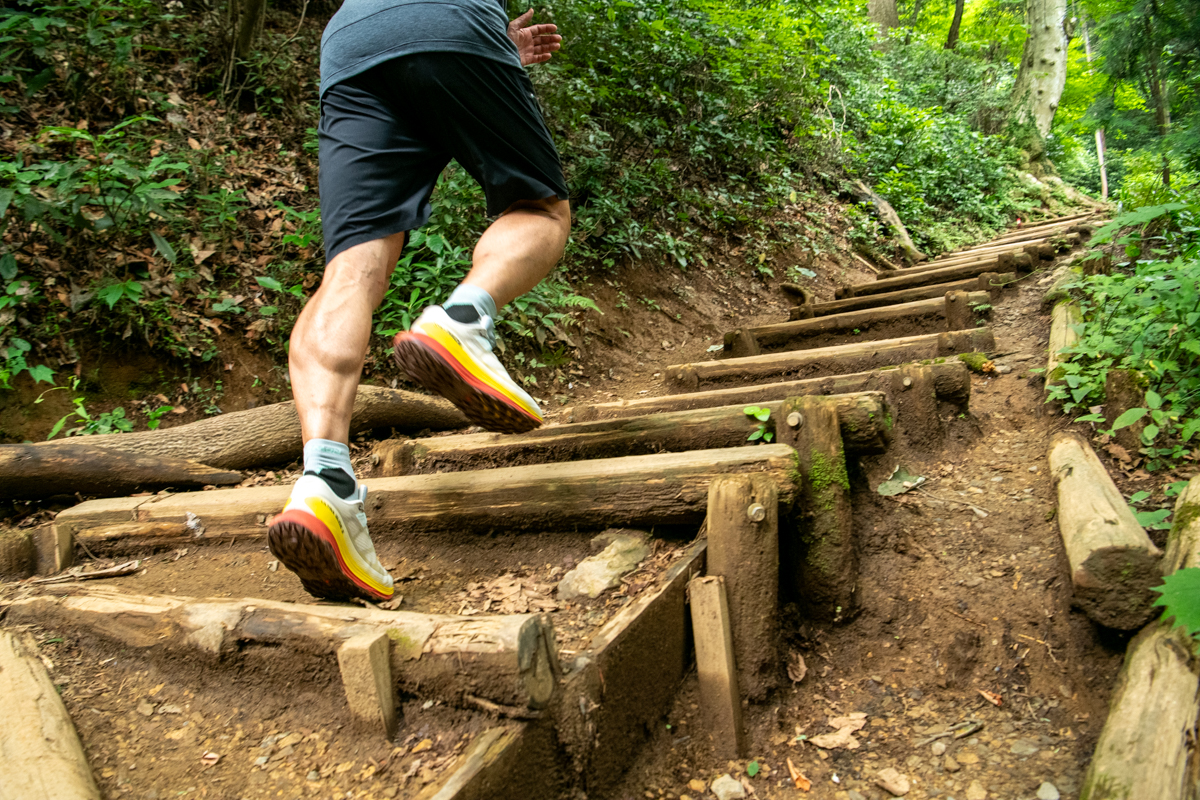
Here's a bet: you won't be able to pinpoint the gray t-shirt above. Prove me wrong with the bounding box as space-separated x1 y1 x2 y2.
320 0 522 96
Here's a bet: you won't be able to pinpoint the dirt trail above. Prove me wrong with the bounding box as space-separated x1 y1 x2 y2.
0 216 1131 800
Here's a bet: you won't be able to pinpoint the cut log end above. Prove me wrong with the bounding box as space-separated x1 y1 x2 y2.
1073 547 1163 630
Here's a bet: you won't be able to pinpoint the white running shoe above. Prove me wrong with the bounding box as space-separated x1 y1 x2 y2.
267 474 395 601
392 304 543 433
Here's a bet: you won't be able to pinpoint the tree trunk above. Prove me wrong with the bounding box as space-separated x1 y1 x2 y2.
0 442 243 500
1009 0 1071 136
35 386 467 471
1080 18 1110 198
849 181 927 263
944 0 965 49
0 632 101 800
869 0 901 33
6 589 559 710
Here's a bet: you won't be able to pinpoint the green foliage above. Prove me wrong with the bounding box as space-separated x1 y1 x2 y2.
1052 202 1200 469
744 405 774 443
1152 567 1200 638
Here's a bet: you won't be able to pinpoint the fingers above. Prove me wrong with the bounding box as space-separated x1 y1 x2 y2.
525 22 558 35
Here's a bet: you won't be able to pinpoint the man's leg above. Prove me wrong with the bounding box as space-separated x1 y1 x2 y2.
392 196 570 433
268 232 405 603
463 196 571 307
290 231 406 444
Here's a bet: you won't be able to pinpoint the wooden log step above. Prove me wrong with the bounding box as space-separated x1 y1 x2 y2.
374 393 890 478
726 291 990 356
0 442 243 501
33 386 469 472
1080 474 1200 800
902 235 1060 271
837 257 1034 300
664 328 994 392
795 273 1013 319
888 238 1068 276
0 631 101 800
962 214 1100 247
59 446 802 553
6 588 560 710
1048 432 1163 630
572 361 971 419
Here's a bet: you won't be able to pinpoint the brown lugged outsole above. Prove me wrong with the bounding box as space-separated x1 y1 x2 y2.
267 520 377 602
393 335 541 434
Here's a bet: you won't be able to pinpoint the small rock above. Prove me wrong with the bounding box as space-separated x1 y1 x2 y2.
1029 465 1040 473
688 779 707 793
558 533 650 600
964 577 985 588
956 751 980 765
1037 782 1061 800
966 780 988 799
995 365 1012 374
874 767 910 796
848 792 868 800
944 756 961 772
680 796 693 800
1011 738 1040 756
306 770 320 781
710 774 746 800
253 756 269 766
156 704 183 715
931 741 947 756
136 701 155 717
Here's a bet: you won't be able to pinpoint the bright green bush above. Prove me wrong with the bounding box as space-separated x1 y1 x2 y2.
1051 202 1200 470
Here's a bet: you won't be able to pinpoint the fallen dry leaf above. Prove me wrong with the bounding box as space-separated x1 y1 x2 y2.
786 758 811 791
787 652 807 684
810 712 867 750
978 689 1002 706
200 751 220 766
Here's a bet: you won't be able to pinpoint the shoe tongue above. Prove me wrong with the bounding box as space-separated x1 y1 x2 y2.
444 304 480 324
305 468 356 499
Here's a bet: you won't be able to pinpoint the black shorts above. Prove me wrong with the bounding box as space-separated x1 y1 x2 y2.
318 52 569 263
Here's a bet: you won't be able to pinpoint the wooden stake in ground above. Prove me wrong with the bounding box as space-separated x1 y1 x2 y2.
706 474 780 701
0 442 242 501
688 576 747 759
1048 432 1163 630
338 632 398 738
6 589 560 710
35 385 468 471
1080 474 1200 800
0 631 101 800
777 397 856 619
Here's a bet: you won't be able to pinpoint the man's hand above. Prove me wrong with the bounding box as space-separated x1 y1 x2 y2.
507 8 561 66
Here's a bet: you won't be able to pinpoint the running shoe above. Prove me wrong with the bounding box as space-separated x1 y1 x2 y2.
392 304 543 433
268 474 395 602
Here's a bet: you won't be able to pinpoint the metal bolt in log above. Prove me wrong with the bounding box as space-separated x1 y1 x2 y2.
747 503 766 522
787 412 803 428
902 377 913 389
